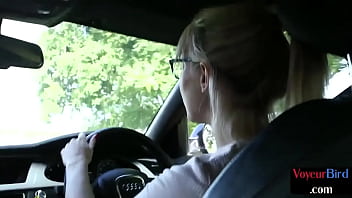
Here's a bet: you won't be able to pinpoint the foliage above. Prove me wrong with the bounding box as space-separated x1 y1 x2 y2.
39 22 176 131
38 22 347 134
188 121 198 136
328 54 347 76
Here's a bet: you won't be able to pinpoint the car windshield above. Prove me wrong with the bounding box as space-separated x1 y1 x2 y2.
0 19 176 146
1 20 350 148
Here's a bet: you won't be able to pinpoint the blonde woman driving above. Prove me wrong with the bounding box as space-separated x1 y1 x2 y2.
61 1 328 198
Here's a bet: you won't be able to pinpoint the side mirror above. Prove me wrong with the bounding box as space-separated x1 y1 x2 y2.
0 34 44 69
188 123 208 155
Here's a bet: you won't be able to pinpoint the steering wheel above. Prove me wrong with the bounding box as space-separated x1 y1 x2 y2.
65 127 171 198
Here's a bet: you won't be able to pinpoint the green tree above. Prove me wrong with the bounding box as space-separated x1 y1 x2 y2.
39 22 347 133
39 22 176 131
328 54 347 76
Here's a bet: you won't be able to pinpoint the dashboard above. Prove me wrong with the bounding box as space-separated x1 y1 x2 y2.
0 129 166 198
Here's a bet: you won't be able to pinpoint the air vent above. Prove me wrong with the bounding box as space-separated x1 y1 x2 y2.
136 158 162 176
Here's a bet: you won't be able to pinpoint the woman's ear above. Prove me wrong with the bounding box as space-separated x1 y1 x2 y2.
199 62 210 93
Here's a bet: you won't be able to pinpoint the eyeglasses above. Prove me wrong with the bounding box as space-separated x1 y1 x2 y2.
169 58 199 79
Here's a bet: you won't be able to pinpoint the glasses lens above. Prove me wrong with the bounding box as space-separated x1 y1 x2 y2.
173 61 184 79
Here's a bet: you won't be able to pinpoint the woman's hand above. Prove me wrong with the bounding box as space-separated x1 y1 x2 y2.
61 132 96 167
61 133 97 198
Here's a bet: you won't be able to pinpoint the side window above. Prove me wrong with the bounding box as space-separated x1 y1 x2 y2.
187 122 216 155
325 54 351 98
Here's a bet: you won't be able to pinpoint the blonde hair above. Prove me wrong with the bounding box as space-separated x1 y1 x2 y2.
286 40 328 108
177 2 328 146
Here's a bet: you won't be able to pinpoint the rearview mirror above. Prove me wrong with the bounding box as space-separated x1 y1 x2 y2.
0 35 44 69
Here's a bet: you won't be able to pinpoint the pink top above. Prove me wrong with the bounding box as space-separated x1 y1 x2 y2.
136 143 242 198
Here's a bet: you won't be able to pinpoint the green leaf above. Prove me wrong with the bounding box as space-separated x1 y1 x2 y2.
38 22 176 130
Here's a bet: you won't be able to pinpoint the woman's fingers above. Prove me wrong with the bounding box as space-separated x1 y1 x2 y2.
61 133 95 167
89 134 97 150
76 132 96 150
78 132 86 141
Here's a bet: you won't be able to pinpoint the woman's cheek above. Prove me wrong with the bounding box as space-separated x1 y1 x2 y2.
181 68 202 121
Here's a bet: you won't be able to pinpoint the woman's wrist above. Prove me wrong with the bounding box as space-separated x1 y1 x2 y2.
65 160 89 181
65 158 89 170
